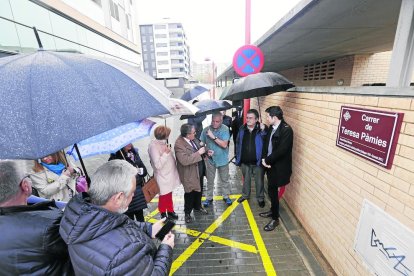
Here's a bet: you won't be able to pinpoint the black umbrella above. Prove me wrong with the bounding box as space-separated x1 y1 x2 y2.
223 72 294 101
180 99 232 119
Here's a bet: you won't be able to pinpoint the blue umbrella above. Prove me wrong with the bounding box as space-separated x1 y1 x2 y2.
180 99 232 119
67 119 155 160
180 85 209 101
0 51 171 160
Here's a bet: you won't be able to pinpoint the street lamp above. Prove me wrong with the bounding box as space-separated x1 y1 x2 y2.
205 58 216 99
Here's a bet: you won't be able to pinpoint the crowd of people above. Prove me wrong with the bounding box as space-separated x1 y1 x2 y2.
0 105 293 274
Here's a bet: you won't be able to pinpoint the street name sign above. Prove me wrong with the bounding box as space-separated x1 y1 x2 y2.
336 106 403 169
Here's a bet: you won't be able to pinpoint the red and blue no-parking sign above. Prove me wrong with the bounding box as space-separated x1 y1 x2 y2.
232 45 264 77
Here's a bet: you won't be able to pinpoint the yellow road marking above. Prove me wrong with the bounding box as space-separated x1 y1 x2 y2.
146 194 276 275
208 235 257 253
170 196 241 275
243 200 277 275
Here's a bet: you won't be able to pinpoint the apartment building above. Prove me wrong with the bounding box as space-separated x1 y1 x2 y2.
139 20 191 81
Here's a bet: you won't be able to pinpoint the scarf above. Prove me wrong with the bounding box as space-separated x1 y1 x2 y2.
41 162 66 176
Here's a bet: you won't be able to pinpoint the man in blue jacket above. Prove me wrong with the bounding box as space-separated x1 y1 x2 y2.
0 160 73 275
60 160 175 275
235 109 267 208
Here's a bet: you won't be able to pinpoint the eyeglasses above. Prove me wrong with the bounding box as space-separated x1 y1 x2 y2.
188 131 196 135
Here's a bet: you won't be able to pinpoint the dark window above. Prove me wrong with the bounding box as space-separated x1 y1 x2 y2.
91 0 102 6
109 0 119 21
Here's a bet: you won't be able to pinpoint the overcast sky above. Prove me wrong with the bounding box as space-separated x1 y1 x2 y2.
136 0 303 65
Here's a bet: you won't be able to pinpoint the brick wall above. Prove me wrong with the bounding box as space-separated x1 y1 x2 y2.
252 92 414 275
280 56 354 87
279 52 395 87
350 51 392 86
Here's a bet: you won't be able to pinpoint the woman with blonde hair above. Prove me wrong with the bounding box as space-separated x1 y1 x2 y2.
31 151 77 202
148 126 181 220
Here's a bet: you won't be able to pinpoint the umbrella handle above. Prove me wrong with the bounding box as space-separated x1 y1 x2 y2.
74 144 90 185
257 97 262 122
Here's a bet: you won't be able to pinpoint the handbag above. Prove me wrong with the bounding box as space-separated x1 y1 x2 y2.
76 175 88 193
142 176 160 203
74 167 88 193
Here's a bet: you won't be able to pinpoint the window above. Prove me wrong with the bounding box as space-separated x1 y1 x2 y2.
168 23 182 29
157 52 168 56
155 34 167 38
125 14 131 29
171 59 182 64
158 69 169 73
157 60 169 65
91 0 102 6
154 24 166 30
109 0 119 21
156 43 167 47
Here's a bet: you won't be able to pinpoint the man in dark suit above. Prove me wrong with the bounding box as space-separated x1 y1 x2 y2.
260 106 293 231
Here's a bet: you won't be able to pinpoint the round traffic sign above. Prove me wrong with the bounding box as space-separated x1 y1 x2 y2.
232 45 264 77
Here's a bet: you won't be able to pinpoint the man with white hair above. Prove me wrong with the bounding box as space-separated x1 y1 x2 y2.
201 111 233 207
0 160 73 275
60 159 174 275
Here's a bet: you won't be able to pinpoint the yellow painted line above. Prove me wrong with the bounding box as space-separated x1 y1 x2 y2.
144 208 160 221
169 233 208 275
170 196 241 275
147 194 272 275
203 199 239 234
243 200 277 276
208 235 257 253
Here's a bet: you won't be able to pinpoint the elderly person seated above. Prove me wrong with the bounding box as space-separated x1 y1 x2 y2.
0 160 73 275
31 151 77 202
59 160 175 275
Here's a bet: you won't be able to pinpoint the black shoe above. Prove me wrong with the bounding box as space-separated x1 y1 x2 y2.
194 207 208 214
160 212 167 219
237 196 247 203
167 212 179 220
258 200 265 208
259 210 272 218
185 214 192 223
264 219 279 231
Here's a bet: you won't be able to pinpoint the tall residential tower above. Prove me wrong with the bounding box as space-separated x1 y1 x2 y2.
139 20 191 81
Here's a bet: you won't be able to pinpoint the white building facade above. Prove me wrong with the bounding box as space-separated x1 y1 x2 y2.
0 0 141 66
139 21 191 80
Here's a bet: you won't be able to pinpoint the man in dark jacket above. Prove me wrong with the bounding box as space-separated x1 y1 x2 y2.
60 160 174 275
109 143 148 222
0 160 73 275
260 106 294 231
235 109 267 208
231 108 243 155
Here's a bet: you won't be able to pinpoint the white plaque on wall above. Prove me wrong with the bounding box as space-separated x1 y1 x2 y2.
354 200 414 276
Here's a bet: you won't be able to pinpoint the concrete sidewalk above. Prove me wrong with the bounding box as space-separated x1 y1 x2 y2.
144 157 334 276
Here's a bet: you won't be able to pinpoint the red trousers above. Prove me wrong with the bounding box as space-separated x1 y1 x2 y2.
158 192 174 213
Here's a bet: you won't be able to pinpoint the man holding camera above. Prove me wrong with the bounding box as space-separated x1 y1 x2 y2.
175 124 209 223
60 160 174 275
